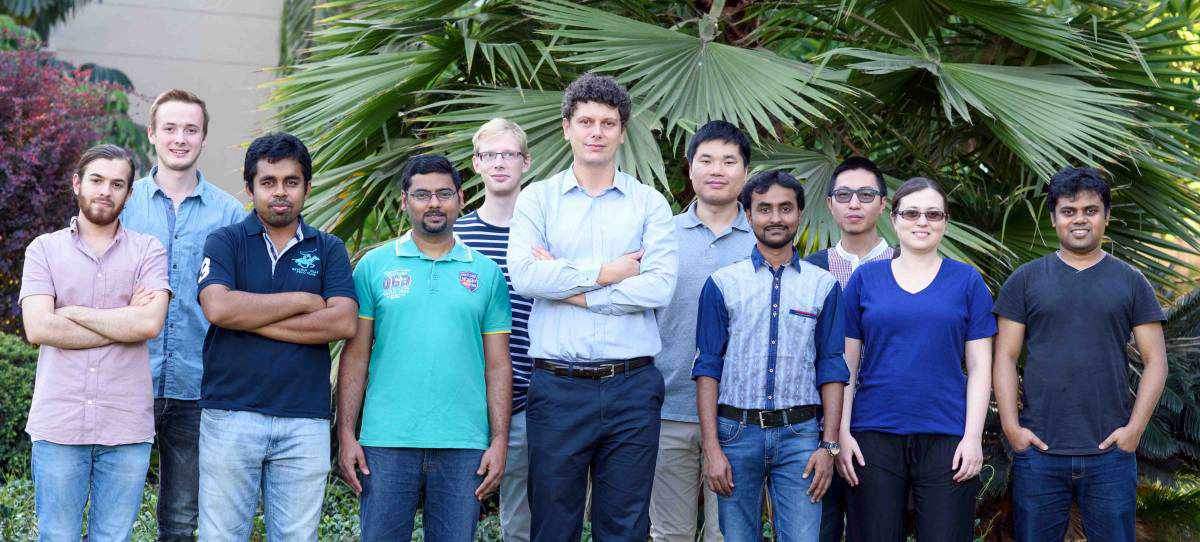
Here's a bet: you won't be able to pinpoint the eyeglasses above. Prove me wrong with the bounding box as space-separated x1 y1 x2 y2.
894 209 948 222
474 151 526 163
831 187 882 204
408 189 458 202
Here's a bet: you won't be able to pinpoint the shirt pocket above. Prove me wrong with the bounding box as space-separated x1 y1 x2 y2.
779 305 820 358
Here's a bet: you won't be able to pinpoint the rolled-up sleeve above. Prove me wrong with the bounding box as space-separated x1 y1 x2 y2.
814 284 850 386
507 185 602 300
691 278 728 381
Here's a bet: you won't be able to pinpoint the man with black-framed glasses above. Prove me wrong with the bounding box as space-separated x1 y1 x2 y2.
337 154 514 540
804 156 895 542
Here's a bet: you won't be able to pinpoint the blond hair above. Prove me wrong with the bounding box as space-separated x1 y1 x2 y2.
471 118 528 154
149 89 209 136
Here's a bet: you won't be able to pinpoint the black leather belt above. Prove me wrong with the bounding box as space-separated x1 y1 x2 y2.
718 404 819 428
534 357 653 379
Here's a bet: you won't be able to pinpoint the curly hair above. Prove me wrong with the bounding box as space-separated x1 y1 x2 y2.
1047 167 1111 212
561 73 631 126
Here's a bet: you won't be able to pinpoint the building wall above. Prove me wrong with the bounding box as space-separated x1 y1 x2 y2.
48 0 283 198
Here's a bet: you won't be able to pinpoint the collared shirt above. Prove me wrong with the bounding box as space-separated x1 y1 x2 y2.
834 238 892 272
806 239 896 289
119 168 246 400
353 236 511 450
18 218 171 445
262 221 305 273
692 247 848 410
454 211 534 413
507 168 678 363
656 202 755 423
198 213 357 419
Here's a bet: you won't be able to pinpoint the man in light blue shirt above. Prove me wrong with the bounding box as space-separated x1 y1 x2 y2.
507 73 678 540
118 89 245 541
650 121 755 542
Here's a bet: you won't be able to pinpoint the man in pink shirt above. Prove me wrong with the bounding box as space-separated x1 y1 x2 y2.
19 144 171 541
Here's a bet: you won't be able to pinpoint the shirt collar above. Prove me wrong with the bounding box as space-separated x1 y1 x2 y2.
68 216 128 244
750 245 802 273
242 212 315 240
833 237 890 264
145 166 211 203
680 201 751 233
558 168 632 196
394 233 473 263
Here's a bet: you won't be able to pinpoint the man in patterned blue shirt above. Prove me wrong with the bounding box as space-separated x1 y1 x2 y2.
453 118 537 541
693 170 848 540
119 89 245 541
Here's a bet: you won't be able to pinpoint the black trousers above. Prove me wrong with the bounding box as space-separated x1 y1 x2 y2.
846 431 979 542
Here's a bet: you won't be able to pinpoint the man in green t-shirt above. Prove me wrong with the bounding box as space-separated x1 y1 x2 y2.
336 154 513 541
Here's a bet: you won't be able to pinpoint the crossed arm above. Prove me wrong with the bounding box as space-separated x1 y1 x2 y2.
22 289 170 349
198 284 358 344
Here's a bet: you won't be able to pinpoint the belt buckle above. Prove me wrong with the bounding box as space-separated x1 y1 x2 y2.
600 364 618 379
757 410 768 427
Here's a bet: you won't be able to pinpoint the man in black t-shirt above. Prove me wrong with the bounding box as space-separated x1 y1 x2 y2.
993 167 1166 542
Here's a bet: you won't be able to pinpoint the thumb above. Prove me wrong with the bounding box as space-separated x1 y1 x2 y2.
477 456 488 476
630 249 645 260
1099 432 1116 450
1030 434 1049 451
951 449 962 470
803 457 813 479
357 453 370 475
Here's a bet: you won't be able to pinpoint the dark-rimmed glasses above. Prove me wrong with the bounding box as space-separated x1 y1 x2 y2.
831 187 882 204
408 189 458 202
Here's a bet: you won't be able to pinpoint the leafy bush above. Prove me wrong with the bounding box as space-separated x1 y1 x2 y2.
0 333 36 481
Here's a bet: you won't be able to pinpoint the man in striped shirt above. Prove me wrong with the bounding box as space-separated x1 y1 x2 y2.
453 118 536 541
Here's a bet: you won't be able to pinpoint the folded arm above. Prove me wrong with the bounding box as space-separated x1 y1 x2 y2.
507 188 604 300
583 196 678 315
199 284 326 331
57 290 170 343
21 295 112 349
252 296 359 344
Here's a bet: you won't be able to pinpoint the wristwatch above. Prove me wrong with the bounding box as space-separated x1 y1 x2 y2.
820 441 840 457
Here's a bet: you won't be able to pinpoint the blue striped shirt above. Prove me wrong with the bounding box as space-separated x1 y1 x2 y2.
454 211 534 413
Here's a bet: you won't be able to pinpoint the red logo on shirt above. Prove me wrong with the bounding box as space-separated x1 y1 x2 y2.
459 271 479 292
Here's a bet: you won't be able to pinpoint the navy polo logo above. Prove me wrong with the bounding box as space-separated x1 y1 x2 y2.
292 250 320 277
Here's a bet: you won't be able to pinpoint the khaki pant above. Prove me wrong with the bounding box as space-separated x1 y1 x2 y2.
650 420 723 541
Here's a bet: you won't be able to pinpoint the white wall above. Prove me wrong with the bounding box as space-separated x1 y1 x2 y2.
48 0 283 198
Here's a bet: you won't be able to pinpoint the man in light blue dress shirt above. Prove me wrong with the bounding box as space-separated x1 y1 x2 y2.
507 73 678 540
118 90 245 541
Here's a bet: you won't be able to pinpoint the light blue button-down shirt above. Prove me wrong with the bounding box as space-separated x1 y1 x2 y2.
507 168 678 363
119 168 247 399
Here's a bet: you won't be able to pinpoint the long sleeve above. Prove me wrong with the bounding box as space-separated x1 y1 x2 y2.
814 284 850 386
691 278 729 381
584 191 678 315
507 184 603 300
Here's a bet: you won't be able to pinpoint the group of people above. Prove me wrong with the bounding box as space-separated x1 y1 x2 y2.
18 73 1166 542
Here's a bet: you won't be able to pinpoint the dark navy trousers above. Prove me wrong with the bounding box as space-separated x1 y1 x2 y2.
526 363 664 541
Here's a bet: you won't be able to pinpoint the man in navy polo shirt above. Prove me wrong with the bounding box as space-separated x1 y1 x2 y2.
196 133 358 541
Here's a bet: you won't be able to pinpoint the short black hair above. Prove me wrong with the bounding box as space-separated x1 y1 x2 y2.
561 73 632 126
1047 166 1111 212
399 154 463 192
739 169 805 210
830 156 886 196
686 120 751 165
243 132 312 189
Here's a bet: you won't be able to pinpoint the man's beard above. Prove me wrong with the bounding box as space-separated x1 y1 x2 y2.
76 194 122 226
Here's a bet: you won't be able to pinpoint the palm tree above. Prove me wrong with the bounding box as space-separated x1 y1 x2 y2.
269 0 1200 535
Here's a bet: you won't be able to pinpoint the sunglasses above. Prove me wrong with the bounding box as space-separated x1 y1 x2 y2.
831 187 882 204
893 209 948 222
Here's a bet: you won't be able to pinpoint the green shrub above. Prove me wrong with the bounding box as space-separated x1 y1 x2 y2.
0 333 36 481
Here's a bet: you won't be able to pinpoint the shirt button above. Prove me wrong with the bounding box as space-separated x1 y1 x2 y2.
768 368 774 373
86 400 94 405
770 339 776 345
767 395 773 400
89 367 96 372
772 304 778 308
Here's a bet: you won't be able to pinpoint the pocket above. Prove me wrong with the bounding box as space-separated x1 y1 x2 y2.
202 408 233 421
786 418 820 438
717 417 743 445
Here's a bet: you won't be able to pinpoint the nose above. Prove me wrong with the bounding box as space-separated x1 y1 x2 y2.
848 197 862 210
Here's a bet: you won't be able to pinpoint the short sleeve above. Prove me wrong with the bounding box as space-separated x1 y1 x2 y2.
321 235 358 301
136 237 172 295
18 237 55 303
198 229 236 294
842 269 865 340
483 266 513 334
1130 269 1165 326
965 270 998 340
352 255 376 320
993 264 1028 324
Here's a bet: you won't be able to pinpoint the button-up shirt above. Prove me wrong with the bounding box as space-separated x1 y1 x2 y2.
656 202 755 422
692 247 848 410
119 169 246 400
18 219 172 445
508 168 677 362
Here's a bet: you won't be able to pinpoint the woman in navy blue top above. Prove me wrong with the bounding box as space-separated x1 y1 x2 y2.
836 177 996 541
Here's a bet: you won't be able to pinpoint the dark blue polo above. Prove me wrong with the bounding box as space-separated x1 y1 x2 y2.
198 213 356 419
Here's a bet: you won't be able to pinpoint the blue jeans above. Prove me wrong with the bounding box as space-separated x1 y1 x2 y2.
197 409 330 542
1012 447 1137 542
499 410 530 542
153 398 201 541
358 447 484 542
716 416 822 542
31 440 151 542
527 363 664 541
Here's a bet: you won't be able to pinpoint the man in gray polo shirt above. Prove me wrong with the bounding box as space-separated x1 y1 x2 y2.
650 121 755 541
